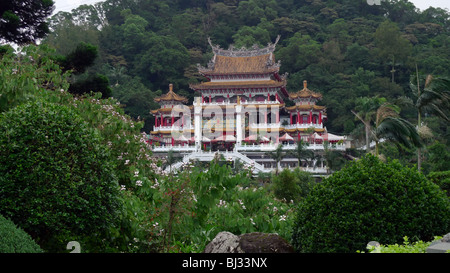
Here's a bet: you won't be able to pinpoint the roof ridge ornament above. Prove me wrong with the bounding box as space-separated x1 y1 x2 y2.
207 35 281 57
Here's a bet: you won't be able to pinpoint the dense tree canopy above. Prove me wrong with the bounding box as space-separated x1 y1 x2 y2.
41 0 449 172
0 0 54 44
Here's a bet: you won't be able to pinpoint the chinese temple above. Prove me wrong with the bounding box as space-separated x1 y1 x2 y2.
149 37 349 175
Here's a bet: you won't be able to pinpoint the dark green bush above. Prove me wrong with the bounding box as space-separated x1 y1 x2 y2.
0 100 122 252
427 170 450 197
292 154 450 253
0 214 43 253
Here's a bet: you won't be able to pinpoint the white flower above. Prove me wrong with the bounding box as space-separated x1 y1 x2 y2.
125 160 130 165
120 185 126 191
136 180 143 186
279 215 287 221
250 218 255 225
134 170 139 177
238 199 246 210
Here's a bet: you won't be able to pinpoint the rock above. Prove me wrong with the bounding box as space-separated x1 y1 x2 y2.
204 231 295 253
238 232 295 253
426 232 450 253
203 231 244 253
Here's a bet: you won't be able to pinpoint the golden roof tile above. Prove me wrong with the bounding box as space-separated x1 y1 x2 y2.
154 84 188 103
288 80 322 100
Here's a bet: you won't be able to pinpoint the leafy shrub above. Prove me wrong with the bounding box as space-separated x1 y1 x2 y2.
271 168 317 203
129 161 295 253
0 215 43 253
428 170 450 197
0 100 122 252
0 45 70 113
292 154 450 253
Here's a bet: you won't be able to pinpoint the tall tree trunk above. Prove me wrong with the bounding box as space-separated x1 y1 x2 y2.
365 124 370 153
416 63 422 172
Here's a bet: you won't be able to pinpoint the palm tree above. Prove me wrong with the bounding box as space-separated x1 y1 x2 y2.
289 139 313 168
409 69 450 171
322 141 346 174
165 149 181 174
373 102 422 156
266 143 285 175
351 96 386 153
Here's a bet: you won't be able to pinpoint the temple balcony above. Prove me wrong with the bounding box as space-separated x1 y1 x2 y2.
283 123 323 130
249 122 281 130
152 145 197 153
236 142 346 152
153 124 194 132
200 99 281 106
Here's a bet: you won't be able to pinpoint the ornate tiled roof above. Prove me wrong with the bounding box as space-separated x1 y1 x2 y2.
154 84 188 103
197 36 281 75
289 81 322 100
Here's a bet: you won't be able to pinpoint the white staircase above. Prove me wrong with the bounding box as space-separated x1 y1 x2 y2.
166 150 269 174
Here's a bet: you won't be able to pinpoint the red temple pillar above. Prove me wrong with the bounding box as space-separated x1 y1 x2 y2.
172 115 174 126
297 111 300 124
267 93 270 102
309 111 312 124
319 112 322 124
155 116 158 127
202 95 204 103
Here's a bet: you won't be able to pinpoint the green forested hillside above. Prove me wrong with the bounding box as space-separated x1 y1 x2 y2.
43 0 449 171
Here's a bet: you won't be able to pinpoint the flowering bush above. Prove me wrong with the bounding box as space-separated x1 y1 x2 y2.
0 100 122 252
130 160 295 253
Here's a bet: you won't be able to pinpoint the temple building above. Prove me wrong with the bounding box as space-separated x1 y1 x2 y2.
150 37 349 175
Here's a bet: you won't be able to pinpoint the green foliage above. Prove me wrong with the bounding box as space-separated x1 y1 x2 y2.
59 42 98 74
127 160 295 253
0 45 70 113
68 73 112 98
271 168 316 203
0 0 54 44
427 171 450 197
292 154 450 253
0 100 122 252
0 214 43 253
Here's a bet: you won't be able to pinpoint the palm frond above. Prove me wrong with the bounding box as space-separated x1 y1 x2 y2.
375 117 422 148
